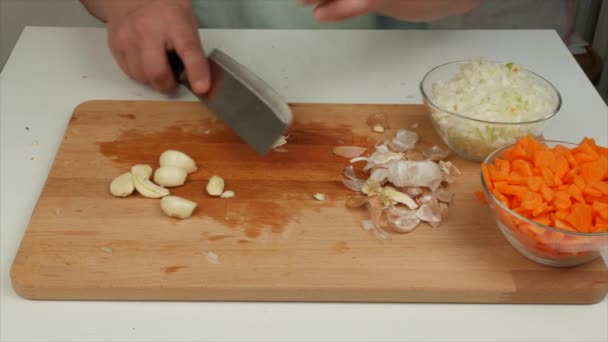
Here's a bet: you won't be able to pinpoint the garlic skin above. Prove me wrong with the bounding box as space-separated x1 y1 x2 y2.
153 166 187 187
110 172 135 197
131 164 153 178
159 150 197 174
206 176 225 196
131 165 169 198
160 196 197 219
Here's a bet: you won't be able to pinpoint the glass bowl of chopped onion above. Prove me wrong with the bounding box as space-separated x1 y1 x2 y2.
480 139 608 267
420 59 562 161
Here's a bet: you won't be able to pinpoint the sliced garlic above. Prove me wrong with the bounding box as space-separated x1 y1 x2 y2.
131 165 169 198
220 190 235 198
206 176 225 196
159 150 197 174
160 196 197 219
153 166 187 187
110 172 135 197
131 164 153 178
313 193 326 201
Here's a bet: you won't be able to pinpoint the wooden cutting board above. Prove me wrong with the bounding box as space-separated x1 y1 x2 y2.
11 100 608 303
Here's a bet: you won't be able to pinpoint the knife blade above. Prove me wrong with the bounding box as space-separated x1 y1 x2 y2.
167 49 292 155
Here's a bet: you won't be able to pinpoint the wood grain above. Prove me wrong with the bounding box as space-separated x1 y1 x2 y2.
10 100 608 303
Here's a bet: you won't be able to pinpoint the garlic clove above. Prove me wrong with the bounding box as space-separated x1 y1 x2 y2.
160 196 197 219
131 164 153 178
206 176 225 196
110 172 135 197
220 190 235 198
153 166 187 187
159 150 197 174
313 193 326 201
131 165 169 199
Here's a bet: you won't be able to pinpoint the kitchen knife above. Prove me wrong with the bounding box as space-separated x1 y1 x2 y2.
168 49 292 155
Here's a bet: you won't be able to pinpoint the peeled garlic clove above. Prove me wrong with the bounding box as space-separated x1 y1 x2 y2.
131 164 153 178
159 150 197 174
220 190 235 198
110 172 135 197
160 196 197 219
313 193 326 201
206 176 224 196
131 166 169 199
153 166 187 187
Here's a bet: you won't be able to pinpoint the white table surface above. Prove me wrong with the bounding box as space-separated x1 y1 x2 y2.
1 27 607 342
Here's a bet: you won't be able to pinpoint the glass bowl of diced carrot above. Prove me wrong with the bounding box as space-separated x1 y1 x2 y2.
480 136 608 267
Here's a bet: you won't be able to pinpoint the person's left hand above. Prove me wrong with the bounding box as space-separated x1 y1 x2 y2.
300 0 384 22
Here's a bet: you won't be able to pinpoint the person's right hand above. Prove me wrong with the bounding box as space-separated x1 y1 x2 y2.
105 0 211 94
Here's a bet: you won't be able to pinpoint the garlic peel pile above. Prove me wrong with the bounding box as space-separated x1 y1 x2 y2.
341 129 458 236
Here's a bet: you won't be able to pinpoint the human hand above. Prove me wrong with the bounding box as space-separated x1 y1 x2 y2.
105 0 210 94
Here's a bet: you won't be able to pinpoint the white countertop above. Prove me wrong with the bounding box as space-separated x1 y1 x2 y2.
1 27 607 342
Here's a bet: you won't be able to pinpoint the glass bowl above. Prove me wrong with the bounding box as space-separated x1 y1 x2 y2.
420 60 562 161
481 140 608 267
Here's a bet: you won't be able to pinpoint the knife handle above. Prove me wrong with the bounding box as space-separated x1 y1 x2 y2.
167 50 186 84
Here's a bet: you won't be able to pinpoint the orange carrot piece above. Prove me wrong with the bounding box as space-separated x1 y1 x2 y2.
495 183 527 198
495 159 511 174
481 163 493 190
532 202 548 217
568 184 585 203
512 159 534 177
580 159 607 183
566 203 594 232
583 183 603 197
475 191 487 204
507 173 528 185
573 175 585 190
492 190 510 206
540 167 555 187
553 191 572 211
595 216 608 231
590 181 608 196
522 191 543 211
593 201 608 220
540 184 554 202
551 155 570 179
527 176 544 192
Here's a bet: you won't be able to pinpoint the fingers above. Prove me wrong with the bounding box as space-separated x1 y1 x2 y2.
313 0 379 22
140 39 178 93
169 19 211 94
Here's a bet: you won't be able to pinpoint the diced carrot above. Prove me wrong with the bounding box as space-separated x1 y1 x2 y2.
475 191 487 204
522 191 543 211
512 159 534 177
495 159 511 174
553 191 572 211
479 135 608 236
595 216 608 231
540 167 555 187
507 173 528 185
568 184 585 203
527 176 544 192
495 183 527 198
592 201 608 220
580 158 607 182
540 184 554 202
573 175 585 190
481 163 493 190
583 183 603 197
532 202 548 217
492 190 510 206
565 203 594 232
